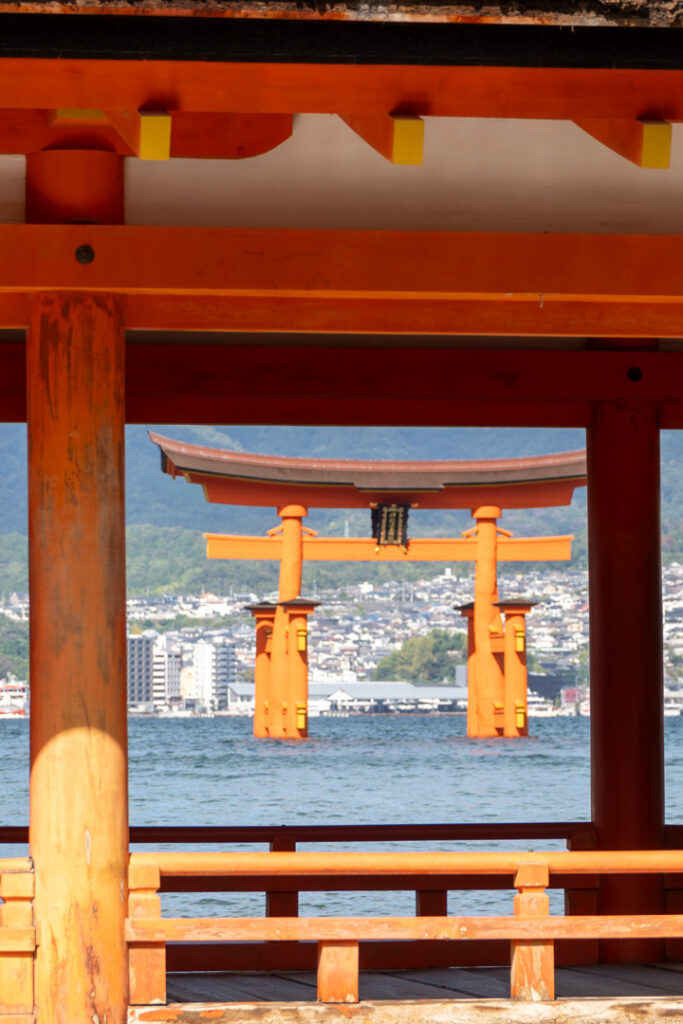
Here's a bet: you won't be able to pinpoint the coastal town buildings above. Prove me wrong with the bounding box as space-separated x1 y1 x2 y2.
10 560 683 718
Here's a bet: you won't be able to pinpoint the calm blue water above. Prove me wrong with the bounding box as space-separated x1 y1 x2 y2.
2 714 682 916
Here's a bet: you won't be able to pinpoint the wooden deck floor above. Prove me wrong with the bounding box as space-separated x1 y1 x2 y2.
128 965 683 1023
164 963 683 1002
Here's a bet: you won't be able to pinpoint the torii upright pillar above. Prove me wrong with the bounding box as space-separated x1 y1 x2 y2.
497 599 537 738
245 602 277 738
467 505 506 737
267 505 319 739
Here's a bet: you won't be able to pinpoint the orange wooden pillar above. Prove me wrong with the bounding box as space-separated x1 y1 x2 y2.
470 506 505 737
457 602 478 736
269 504 307 739
27 151 129 1024
282 598 320 738
246 603 276 738
588 400 664 962
497 600 536 738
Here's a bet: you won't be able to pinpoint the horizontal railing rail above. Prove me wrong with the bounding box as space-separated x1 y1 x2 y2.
131 848 683 876
126 912 683 944
0 821 596 845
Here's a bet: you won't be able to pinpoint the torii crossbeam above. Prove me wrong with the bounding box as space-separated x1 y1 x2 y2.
152 434 587 739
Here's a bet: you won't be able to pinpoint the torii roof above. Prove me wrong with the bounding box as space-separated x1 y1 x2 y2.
151 432 586 510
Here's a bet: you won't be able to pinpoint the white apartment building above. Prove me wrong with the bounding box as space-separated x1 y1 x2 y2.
152 634 182 708
191 637 237 712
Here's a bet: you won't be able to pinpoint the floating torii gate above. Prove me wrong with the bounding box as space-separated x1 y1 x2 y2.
152 434 587 740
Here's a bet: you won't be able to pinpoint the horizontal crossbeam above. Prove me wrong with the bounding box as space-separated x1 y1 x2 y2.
0 228 683 342
2 59 683 121
0 342 682 427
205 535 573 561
1 341 682 427
126 913 683 943
0 225 682 303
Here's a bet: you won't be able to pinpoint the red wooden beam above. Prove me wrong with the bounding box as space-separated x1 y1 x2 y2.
126 345 683 428
1 60 683 120
0 225 680 299
3 342 683 427
0 226 683 341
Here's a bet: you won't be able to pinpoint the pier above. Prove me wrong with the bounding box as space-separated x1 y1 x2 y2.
0 1 682 1022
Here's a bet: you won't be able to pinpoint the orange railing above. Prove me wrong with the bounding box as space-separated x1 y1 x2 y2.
0 857 34 1017
126 848 683 1006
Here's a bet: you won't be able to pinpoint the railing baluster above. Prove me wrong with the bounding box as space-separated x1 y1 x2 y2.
128 860 165 1005
510 862 554 1001
267 835 298 918
416 890 448 916
564 828 599 964
317 940 359 1003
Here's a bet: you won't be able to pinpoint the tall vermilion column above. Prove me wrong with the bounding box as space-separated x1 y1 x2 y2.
246 603 276 738
472 506 505 737
457 603 478 737
496 601 536 738
28 293 128 1024
588 400 664 962
283 598 320 738
269 504 307 738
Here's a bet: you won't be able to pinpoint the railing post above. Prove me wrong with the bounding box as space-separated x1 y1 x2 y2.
511 863 554 1001
128 861 165 1005
563 829 599 965
317 941 359 1003
267 835 299 918
0 869 34 1016
266 835 299 971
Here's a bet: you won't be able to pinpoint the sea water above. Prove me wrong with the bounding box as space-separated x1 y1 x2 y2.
1 714 682 916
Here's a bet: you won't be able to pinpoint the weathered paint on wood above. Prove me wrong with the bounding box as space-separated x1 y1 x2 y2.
127 995 683 1024
28 292 128 1024
317 942 359 1003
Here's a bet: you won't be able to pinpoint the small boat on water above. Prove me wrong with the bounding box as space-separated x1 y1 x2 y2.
526 691 557 717
0 678 28 718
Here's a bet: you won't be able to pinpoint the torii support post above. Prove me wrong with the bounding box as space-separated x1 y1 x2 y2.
269 504 308 739
282 599 320 738
27 150 129 1024
588 400 664 962
458 603 477 737
245 603 276 739
208 523 572 740
496 601 537 739
470 506 506 738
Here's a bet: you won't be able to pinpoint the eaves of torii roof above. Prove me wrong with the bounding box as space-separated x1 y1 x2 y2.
151 432 587 509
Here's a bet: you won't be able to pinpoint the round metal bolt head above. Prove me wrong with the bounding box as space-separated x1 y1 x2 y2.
75 244 95 265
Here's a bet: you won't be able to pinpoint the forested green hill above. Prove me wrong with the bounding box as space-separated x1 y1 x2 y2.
0 423 679 595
